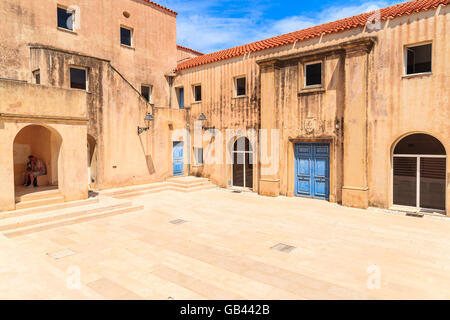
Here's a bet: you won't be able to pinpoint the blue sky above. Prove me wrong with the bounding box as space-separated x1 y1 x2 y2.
158 0 401 53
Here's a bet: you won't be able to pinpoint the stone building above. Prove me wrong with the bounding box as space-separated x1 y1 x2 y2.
175 0 450 215
0 0 449 216
177 45 203 63
0 0 182 211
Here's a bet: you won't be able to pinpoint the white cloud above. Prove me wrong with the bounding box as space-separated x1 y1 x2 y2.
176 15 257 53
161 0 399 53
266 16 317 36
316 1 393 22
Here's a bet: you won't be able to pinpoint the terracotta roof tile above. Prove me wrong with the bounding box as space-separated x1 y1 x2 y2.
177 45 204 56
177 0 448 71
141 0 177 16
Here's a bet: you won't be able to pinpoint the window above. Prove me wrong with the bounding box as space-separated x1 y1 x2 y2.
193 85 202 102
177 87 184 109
141 85 152 103
70 67 87 90
194 147 203 165
33 70 40 85
120 27 133 47
406 44 432 75
235 77 246 97
57 6 74 31
304 62 322 87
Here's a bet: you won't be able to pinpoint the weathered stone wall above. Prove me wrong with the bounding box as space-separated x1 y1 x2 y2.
0 0 183 196
0 0 177 108
367 6 450 212
26 46 187 189
173 57 261 189
0 79 88 211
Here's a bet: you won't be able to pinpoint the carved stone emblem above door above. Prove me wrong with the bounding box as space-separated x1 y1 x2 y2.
304 118 316 134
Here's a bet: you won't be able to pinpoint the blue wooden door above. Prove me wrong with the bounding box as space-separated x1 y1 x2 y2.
173 141 184 176
295 143 329 200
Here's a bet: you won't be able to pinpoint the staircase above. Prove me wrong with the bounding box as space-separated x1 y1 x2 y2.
1 197 143 238
1 177 215 238
101 176 217 200
15 187 65 210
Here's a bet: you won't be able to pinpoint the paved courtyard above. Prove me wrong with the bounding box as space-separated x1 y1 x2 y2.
2 187 450 299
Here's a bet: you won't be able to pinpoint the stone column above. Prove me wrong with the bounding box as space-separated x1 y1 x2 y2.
258 60 281 196
0 122 16 211
341 45 372 209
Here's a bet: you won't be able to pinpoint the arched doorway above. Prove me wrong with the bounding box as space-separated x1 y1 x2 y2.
13 125 62 193
87 134 97 188
232 137 253 189
392 133 446 212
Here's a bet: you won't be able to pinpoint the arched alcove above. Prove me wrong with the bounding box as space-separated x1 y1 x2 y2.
13 125 62 193
87 134 97 187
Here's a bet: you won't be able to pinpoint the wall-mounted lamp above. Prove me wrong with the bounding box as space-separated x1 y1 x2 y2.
137 113 154 135
198 113 207 121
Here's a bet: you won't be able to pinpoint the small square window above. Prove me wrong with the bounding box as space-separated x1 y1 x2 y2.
194 147 203 165
141 85 152 102
70 67 87 90
193 85 202 102
406 44 432 75
235 77 246 97
120 27 133 47
177 87 185 109
33 70 40 85
57 7 74 31
304 62 322 87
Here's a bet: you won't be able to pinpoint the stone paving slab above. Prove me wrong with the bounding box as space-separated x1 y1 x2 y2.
3 188 450 299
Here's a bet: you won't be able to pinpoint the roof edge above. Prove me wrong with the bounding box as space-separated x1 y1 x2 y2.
140 0 177 16
177 0 449 71
177 45 204 56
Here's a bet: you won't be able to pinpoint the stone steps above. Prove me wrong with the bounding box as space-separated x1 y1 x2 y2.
0 198 99 221
0 201 133 232
166 181 211 189
15 195 65 210
172 184 216 193
101 176 217 200
15 188 61 202
101 182 168 197
14 187 66 210
3 203 144 238
112 186 174 199
165 177 210 184
113 183 216 199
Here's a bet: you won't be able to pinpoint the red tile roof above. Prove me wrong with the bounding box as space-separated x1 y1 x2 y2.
177 0 448 71
177 45 204 56
141 0 177 16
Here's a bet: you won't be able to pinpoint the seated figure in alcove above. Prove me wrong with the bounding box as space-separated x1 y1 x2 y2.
24 155 46 188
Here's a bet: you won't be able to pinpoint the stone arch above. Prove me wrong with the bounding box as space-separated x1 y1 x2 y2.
231 136 253 189
13 124 62 190
226 133 256 162
391 131 447 156
87 134 97 187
